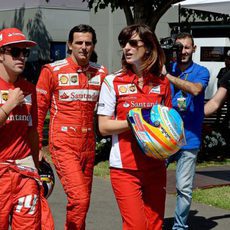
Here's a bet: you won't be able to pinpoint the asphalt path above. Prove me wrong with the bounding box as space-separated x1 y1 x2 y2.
48 171 230 230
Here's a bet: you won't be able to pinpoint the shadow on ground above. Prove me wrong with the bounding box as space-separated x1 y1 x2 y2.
196 170 230 182
163 210 230 230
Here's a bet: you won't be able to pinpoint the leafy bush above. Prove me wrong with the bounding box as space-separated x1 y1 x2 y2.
198 124 230 162
203 130 226 149
95 136 112 164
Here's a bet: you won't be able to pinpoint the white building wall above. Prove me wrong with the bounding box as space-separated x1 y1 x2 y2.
156 7 178 41
41 8 90 42
193 37 230 99
90 7 126 72
0 5 177 72
0 8 90 41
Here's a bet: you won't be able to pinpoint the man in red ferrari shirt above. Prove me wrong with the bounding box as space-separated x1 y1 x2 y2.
36 24 108 229
0 27 54 229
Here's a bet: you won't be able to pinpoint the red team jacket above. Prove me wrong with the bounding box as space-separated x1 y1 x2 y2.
0 76 37 160
36 56 108 151
98 70 172 170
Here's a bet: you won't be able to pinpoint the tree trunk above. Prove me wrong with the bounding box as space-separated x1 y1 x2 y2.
123 1 134 25
133 0 147 24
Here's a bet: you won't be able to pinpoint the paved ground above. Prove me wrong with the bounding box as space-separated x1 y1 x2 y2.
167 165 230 193
48 165 230 230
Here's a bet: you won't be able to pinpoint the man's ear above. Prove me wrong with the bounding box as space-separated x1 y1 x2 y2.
193 45 197 53
67 42 72 51
0 52 4 62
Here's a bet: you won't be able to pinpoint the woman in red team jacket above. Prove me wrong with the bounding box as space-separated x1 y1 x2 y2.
97 24 172 230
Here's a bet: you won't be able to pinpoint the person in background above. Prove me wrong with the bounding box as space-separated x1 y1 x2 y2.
0 27 53 229
36 24 108 229
214 51 230 123
163 32 210 230
205 70 230 116
216 50 230 88
97 24 172 230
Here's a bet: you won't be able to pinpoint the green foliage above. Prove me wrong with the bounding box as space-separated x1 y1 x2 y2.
84 0 132 12
42 113 50 146
198 125 230 162
193 186 230 210
95 136 111 164
83 0 182 30
180 8 230 23
94 160 110 177
196 159 230 168
167 159 230 171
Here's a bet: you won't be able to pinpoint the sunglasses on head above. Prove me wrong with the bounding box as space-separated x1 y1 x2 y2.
119 39 143 48
3 47 30 58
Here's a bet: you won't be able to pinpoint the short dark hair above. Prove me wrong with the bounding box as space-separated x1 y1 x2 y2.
68 24 97 45
176 32 194 46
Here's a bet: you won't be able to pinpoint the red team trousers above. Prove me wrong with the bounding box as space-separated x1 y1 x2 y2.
110 166 166 230
0 167 41 230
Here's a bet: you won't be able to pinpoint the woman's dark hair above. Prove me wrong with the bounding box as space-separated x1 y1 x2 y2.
118 24 165 76
67 24 97 54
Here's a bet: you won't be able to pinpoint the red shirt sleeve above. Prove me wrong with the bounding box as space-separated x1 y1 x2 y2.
31 85 38 128
36 66 54 149
164 77 172 108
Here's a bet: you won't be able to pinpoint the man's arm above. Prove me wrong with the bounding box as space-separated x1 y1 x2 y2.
0 88 24 125
98 115 129 136
166 73 203 96
204 87 227 116
36 67 53 150
28 127 39 169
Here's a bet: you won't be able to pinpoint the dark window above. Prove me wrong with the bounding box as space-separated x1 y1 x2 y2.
200 47 230 62
50 42 67 61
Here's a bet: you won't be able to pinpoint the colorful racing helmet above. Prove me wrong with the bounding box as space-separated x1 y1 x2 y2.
127 104 185 160
39 159 55 199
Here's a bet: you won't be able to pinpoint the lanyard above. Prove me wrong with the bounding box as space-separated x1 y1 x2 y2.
178 73 188 97
179 73 188 80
